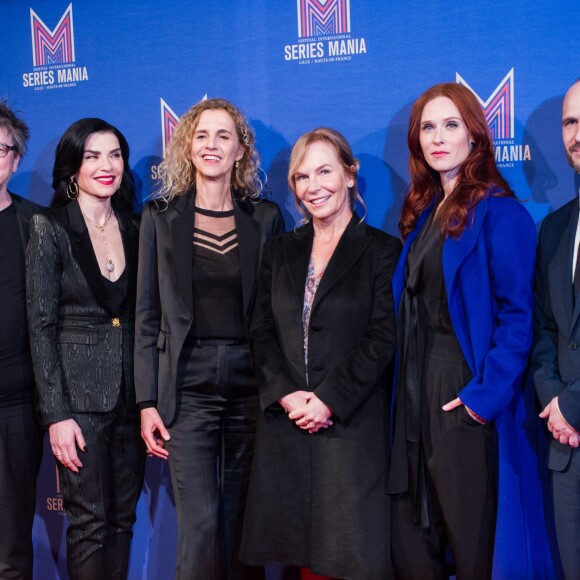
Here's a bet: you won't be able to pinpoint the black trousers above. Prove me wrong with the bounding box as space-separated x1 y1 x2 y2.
552 447 580 580
58 401 144 580
167 341 261 580
0 405 43 580
392 352 497 580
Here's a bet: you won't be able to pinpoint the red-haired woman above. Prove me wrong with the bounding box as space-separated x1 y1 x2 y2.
388 83 554 579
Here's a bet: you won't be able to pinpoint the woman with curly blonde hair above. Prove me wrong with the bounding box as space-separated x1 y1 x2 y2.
134 98 284 579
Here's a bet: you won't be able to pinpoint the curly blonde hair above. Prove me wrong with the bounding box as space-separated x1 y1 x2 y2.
156 98 262 201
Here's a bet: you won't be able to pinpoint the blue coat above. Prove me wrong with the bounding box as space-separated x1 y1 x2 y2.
392 194 555 578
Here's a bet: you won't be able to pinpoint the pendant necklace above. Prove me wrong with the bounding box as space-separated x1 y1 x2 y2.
82 208 115 272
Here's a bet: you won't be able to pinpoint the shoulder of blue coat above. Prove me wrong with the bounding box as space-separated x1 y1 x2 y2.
483 194 535 227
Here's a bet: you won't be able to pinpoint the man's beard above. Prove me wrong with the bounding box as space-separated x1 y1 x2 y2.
566 145 580 173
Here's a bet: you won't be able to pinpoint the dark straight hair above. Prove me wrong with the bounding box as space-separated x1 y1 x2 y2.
50 118 135 212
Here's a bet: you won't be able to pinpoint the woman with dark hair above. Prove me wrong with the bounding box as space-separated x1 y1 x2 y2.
27 118 143 580
134 98 284 579
240 128 401 579
388 83 553 578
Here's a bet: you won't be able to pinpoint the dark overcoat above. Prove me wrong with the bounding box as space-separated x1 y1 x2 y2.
240 216 401 579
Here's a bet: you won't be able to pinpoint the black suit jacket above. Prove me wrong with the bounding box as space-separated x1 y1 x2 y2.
26 200 139 426
11 191 43 249
134 191 284 425
533 197 580 470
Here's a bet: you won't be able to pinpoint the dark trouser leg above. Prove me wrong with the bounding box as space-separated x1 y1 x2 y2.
391 489 446 580
104 404 145 579
168 343 261 580
392 355 496 580
0 407 43 580
221 345 262 580
552 448 580 580
60 407 144 580
423 358 497 580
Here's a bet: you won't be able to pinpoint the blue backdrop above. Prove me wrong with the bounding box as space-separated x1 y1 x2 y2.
1 0 578 577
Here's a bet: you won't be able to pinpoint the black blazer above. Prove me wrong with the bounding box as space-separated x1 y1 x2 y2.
134 191 284 425
11 191 43 249
533 197 580 470
26 200 139 426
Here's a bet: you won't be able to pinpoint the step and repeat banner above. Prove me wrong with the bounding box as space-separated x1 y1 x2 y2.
1 0 578 578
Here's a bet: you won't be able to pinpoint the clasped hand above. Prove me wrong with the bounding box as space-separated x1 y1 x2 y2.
540 396 580 448
279 390 333 434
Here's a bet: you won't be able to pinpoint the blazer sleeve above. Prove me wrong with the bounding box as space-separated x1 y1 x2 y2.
314 236 401 423
249 238 302 409
532 219 580 428
458 201 536 421
26 213 72 425
134 203 161 404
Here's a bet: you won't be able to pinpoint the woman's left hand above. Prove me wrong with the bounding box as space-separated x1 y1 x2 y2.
442 397 487 425
289 393 333 433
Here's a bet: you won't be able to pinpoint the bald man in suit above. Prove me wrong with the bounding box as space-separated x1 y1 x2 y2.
532 79 580 579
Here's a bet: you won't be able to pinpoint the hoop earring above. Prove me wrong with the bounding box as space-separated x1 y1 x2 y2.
67 178 79 200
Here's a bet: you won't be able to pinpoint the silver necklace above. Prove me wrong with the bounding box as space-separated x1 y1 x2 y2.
82 208 115 272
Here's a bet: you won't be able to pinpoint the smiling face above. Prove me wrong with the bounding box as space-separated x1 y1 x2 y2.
75 131 123 202
293 140 354 225
419 95 472 188
563 81 580 173
190 108 243 184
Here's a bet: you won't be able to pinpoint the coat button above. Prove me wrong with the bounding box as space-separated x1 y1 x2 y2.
311 324 321 332
112 318 121 327
311 363 322 371
569 343 577 350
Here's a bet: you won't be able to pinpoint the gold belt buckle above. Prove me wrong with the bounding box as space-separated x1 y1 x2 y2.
112 317 121 327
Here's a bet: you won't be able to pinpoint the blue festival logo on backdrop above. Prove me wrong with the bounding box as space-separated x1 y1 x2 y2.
151 95 207 181
23 3 88 91
285 0 366 65
161 98 180 159
456 68 531 168
45 465 65 516
151 98 180 181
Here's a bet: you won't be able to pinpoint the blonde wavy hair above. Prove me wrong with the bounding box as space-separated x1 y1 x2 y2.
288 127 365 224
156 98 262 202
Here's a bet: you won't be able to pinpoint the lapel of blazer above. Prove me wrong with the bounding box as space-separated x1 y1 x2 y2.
555 199 579 328
117 211 139 314
442 196 488 307
312 215 371 313
170 191 195 316
66 200 113 315
234 199 260 317
283 221 314 310
11 194 30 250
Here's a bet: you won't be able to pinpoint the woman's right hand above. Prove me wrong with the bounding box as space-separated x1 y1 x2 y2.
278 390 313 414
48 419 86 473
140 408 171 459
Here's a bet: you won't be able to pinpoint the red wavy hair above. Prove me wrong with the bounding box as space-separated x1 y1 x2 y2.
399 83 514 240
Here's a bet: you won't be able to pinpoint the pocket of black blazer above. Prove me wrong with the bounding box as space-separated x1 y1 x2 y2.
58 327 99 345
